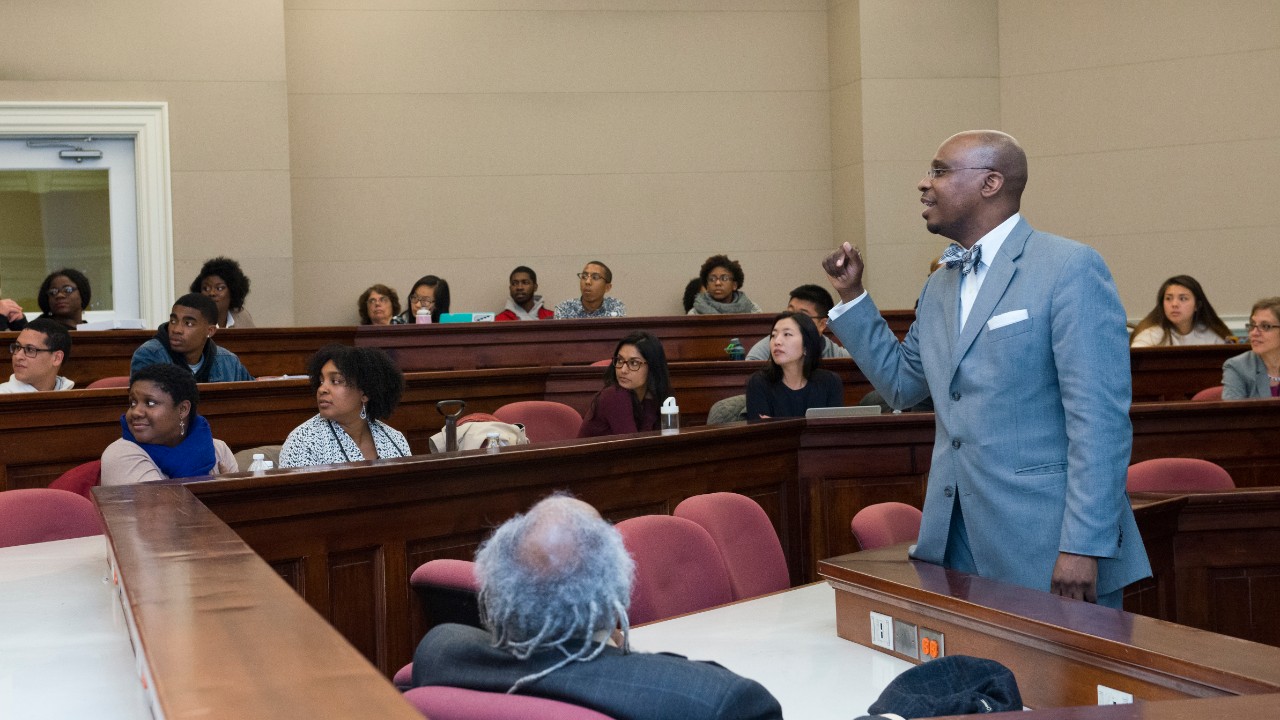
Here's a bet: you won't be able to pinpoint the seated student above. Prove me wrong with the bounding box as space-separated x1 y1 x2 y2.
279 345 411 467
101 363 238 485
36 268 91 330
494 266 553 321
130 294 253 382
554 261 626 319
1222 296 1280 399
0 297 28 331
1 318 75 393
687 254 762 315
578 331 669 438
745 285 851 361
395 275 451 324
1130 275 1233 347
359 284 400 325
412 494 782 720
191 256 255 328
745 311 843 419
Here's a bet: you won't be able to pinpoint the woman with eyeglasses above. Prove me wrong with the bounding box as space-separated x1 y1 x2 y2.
357 284 400 325
100 363 238 486
190 256 255 329
745 311 844 419
279 345 411 468
394 275 451 324
687 254 762 315
36 268 92 330
1130 275 1233 347
577 331 671 438
1222 297 1280 399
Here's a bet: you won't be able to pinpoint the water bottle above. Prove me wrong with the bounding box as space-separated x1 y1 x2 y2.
416 306 432 324
262 460 275 471
725 337 745 361
485 431 504 454
247 453 266 474
660 396 680 435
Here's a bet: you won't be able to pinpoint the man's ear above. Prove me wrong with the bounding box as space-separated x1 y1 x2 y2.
980 171 1006 198
51 350 64 369
206 324 217 339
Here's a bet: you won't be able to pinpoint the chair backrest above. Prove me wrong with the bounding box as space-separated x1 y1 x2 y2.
47 460 102 500
232 444 283 471
850 502 922 551
86 375 130 389
706 394 747 424
1126 458 1235 493
493 401 582 443
0 488 102 548
410 559 483 630
403 686 615 720
673 492 789 600
615 515 734 625
589 358 612 367
1191 385 1225 402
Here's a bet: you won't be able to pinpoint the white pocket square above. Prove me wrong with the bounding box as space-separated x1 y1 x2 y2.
988 309 1029 331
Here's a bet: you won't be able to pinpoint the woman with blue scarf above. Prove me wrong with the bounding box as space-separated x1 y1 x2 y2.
100 363 238 485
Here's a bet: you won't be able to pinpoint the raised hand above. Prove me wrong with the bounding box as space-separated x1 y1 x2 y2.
820 242 866 303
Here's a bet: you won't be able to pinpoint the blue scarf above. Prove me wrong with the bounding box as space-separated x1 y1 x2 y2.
119 414 218 479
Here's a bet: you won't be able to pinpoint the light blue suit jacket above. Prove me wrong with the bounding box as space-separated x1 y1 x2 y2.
830 219 1151 595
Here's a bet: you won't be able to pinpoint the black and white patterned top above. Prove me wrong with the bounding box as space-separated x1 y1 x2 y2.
552 296 627 319
278 414 411 468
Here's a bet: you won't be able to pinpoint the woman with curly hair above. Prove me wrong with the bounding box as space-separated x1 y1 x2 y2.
687 254 762 315
358 284 400 325
36 268 92 329
1130 275 1233 347
191 256 255 328
279 344 411 467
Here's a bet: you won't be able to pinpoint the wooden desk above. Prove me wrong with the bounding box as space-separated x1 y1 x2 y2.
0 536 150 720
1130 344 1243 402
630 583 913 719
820 547 1280 718
93 483 422 720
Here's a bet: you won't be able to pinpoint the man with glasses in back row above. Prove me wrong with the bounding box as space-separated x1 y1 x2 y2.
1 318 75 393
554 261 627 319
745 284 851 361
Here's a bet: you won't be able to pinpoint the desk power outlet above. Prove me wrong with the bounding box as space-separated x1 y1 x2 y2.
869 611 893 650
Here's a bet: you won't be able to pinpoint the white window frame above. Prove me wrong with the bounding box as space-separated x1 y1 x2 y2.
0 102 173 326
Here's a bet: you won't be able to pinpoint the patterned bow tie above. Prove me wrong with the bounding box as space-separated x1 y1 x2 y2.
941 243 982 275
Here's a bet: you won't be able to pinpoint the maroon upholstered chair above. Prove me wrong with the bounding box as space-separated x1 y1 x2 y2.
590 358 612 367
1126 458 1235 493
47 460 102 500
86 376 130 389
850 502 922 551
1191 385 1225 401
403 686 615 720
395 559 483 690
0 488 102 548
673 492 789 600
493 401 582 443
615 514 734 625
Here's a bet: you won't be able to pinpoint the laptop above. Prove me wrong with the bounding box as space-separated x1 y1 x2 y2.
804 405 882 419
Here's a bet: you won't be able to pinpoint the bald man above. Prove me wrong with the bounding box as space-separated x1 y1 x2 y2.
822 130 1150 608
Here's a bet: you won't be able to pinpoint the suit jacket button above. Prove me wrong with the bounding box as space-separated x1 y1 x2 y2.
944 486 954 498
952 439 961 449
951 391 961 401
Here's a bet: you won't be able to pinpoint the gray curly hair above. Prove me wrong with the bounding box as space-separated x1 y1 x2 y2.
475 493 635 692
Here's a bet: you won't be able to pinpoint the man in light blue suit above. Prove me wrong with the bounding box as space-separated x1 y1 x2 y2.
821 130 1150 607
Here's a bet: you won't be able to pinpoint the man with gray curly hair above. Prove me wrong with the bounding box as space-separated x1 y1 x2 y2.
411 494 782 720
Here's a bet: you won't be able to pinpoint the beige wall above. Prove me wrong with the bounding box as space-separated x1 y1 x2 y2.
0 1 1273 326
0 0 296 327
284 0 833 323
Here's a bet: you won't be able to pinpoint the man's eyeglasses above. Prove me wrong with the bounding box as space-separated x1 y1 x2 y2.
577 272 606 282
46 285 78 298
613 356 646 371
1245 321 1279 333
924 166 994 179
707 274 735 284
9 343 55 358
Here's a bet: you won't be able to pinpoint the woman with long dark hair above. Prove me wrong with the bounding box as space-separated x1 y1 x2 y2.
577 331 671 438
745 311 843 419
1130 275 1233 347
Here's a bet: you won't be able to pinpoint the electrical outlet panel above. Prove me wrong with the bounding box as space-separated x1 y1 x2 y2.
1097 685 1133 705
893 619 919 659
869 611 893 650
919 627 945 661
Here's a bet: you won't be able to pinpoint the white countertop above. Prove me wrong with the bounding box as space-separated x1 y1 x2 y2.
0 535 150 720
630 582 913 719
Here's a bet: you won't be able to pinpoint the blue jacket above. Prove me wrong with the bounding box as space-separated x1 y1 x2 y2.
130 325 253 383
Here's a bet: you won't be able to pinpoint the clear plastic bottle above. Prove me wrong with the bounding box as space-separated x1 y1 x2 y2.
416 306 432 324
485 431 502 453
660 396 680 435
247 453 266 474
